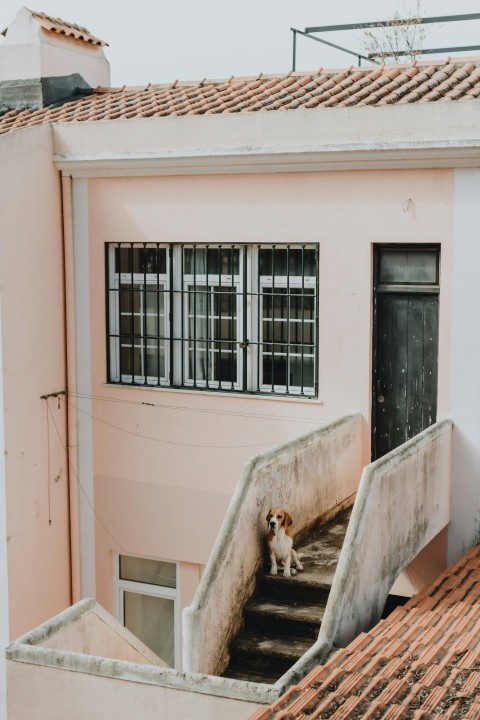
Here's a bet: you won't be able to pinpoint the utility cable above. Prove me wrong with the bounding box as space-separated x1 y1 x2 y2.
45 398 127 552
68 390 322 425
64 397 290 449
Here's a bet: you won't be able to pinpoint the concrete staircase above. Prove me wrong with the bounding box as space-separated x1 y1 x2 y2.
249 544 480 720
222 509 351 684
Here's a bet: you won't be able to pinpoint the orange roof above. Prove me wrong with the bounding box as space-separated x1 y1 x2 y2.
249 543 480 720
1 58 480 137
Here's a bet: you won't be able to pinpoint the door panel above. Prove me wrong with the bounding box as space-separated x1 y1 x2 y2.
373 248 439 460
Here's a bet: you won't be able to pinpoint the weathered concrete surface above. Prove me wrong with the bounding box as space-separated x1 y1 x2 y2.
183 414 363 676
223 510 352 684
6 599 278 711
0 74 92 112
319 418 453 648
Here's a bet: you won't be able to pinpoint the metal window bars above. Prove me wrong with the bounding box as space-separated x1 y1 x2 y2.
106 243 319 397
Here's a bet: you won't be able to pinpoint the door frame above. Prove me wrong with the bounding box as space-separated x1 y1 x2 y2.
371 244 440 461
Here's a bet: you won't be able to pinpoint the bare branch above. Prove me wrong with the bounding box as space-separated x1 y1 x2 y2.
363 1 427 62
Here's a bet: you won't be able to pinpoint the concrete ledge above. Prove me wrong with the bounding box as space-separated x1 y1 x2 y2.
6 599 279 704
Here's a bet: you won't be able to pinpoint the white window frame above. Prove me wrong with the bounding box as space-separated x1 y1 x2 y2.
182 272 243 390
258 274 316 396
113 553 181 670
108 245 170 386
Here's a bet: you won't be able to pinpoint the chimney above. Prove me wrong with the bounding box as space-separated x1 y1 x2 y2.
0 6 110 112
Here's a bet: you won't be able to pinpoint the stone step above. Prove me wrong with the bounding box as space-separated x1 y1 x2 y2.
257 572 332 603
244 597 325 639
228 631 314 675
222 508 352 684
222 664 280 686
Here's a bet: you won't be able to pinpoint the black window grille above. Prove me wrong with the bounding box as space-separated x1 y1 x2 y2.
106 243 318 396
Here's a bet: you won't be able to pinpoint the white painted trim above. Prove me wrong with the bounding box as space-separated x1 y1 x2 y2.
72 177 96 598
55 143 480 178
0 300 9 720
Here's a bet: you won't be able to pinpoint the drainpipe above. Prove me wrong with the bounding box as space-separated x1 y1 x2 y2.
61 173 81 602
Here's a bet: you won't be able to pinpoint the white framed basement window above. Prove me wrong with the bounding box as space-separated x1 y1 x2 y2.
113 554 180 669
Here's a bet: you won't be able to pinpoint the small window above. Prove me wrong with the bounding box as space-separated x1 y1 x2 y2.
115 555 179 668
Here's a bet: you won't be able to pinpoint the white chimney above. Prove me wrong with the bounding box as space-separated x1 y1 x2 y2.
0 6 110 110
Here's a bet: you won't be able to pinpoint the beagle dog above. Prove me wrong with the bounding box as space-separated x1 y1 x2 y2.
266 507 304 578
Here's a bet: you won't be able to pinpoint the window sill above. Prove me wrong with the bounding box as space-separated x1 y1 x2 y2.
102 382 324 405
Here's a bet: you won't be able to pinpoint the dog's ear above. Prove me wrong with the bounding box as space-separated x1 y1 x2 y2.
285 512 293 530
266 509 272 524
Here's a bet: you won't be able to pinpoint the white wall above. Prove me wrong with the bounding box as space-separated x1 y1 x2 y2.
0 124 71 638
0 303 9 720
449 169 480 562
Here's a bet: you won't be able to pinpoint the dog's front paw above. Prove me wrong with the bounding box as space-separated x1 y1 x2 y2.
283 569 291 578
296 563 304 572
270 567 278 576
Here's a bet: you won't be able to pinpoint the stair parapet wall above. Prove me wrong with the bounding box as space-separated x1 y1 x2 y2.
182 414 363 676
319 418 453 649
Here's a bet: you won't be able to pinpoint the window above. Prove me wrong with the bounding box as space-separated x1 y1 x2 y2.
114 555 179 668
107 244 318 396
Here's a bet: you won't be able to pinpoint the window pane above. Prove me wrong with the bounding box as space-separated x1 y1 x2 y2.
261 284 315 391
290 355 314 388
120 342 142 377
145 343 166 379
259 247 316 277
120 556 176 588
124 591 175 667
184 247 239 275
117 246 167 275
186 284 238 385
378 250 437 284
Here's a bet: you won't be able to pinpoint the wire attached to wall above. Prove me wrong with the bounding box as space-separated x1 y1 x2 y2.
68 390 323 425
41 391 68 526
64 396 295 449
45 397 127 552
45 402 52 526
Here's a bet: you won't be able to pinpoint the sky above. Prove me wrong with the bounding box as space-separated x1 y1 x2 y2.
1 1 479 86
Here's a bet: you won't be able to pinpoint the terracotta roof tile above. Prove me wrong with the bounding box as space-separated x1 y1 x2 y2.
250 544 480 720
1 58 480 136
29 9 107 46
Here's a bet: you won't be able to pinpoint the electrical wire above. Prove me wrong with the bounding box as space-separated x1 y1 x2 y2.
68 390 323 425
64 397 293 449
45 402 52 526
45 398 127 552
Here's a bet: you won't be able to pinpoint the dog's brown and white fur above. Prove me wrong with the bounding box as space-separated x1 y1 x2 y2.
266 507 304 578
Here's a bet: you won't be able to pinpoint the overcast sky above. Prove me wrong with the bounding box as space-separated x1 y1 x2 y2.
1 1 479 86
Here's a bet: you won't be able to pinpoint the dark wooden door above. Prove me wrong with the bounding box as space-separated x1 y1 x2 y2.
372 247 439 460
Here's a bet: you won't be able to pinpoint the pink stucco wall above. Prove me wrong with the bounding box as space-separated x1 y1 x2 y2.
7 661 260 720
85 168 453 616
0 124 71 638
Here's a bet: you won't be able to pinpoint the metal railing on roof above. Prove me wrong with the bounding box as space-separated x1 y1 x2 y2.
291 13 480 70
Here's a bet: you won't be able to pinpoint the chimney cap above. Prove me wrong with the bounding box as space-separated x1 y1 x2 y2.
1 6 109 46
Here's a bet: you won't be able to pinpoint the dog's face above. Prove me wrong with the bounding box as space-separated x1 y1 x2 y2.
266 507 293 533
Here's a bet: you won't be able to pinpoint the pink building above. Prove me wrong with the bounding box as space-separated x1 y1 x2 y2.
1 7 480 719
